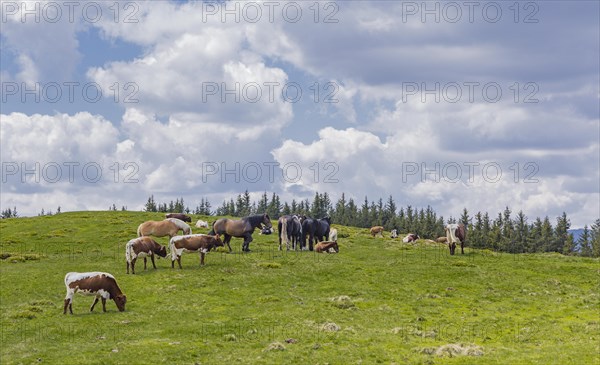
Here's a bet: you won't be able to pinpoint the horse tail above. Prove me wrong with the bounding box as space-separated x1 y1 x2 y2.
169 236 177 262
125 240 133 263
208 221 216 235
281 216 289 247
137 223 143 237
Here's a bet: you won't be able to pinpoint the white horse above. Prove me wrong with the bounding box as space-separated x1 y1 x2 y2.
195 219 209 228
166 218 192 235
328 228 338 242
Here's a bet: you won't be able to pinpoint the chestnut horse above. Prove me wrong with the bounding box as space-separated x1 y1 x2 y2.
137 219 190 238
370 226 384 237
315 240 339 253
210 213 272 252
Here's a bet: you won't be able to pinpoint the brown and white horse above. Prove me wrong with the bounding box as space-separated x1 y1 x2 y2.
63 272 126 314
125 237 167 274
402 233 420 243
169 234 224 268
445 223 466 255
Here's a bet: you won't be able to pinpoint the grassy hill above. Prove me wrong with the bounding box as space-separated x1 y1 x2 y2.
1 211 598 364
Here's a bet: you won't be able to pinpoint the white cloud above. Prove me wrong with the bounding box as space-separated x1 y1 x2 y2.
1 2 81 84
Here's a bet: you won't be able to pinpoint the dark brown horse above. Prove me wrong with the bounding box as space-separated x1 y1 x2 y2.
210 213 272 252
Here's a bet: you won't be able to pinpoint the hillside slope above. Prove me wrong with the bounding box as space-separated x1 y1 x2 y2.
1 211 598 364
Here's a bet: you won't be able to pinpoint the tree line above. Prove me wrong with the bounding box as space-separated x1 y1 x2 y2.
142 191 600 257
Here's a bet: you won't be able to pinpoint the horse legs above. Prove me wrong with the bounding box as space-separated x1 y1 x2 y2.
101 297 107 312
143 257 147 270
224 234 233 252
460 242 464 254
63 299 72 314
243 234 253 252
150 254 157 269
90 297 99 312
130 258 136 274
200 252 205 266
278 223 283 251
177 255 183 269
309 233 314 251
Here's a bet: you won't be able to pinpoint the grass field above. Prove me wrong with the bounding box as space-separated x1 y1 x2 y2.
1 211 598 364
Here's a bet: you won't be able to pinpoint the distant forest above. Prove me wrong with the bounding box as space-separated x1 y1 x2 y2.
140 191 600 258
2 190 598 257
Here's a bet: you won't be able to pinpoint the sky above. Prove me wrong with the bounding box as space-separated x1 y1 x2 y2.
1 0 599 228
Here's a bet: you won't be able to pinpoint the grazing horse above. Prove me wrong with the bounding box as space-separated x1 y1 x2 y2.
301 216 316 251
137 219 189 238
370 226 384 237
445 223 466 255
63 272 126 314
301 216 331 251
169 234 224 268
165 218 192 235
315 240 339 253
210 213 272 252
125 237 167 274
314 217 331 243
278 215 303 250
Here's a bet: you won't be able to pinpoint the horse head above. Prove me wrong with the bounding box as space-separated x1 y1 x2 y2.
262 213 273 229
157 245 168 258
213 234 224 247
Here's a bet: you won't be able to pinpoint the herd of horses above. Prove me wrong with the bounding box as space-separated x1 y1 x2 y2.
134 213 466 263
64 212 466 313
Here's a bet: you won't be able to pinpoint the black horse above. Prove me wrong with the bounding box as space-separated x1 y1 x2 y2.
301 216 331 251
210 213 272 252
278 215 303 250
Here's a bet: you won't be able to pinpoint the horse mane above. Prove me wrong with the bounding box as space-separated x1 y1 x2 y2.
245 214 268 227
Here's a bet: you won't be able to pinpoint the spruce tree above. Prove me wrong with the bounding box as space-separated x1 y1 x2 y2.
578 225 592 257
590 219 600 257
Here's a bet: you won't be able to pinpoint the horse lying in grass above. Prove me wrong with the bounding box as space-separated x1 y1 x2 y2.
210 213 272 252
402 233 419 243
315 240 339 253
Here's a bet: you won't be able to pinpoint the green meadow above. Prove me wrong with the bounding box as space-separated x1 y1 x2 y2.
1 211 598 364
